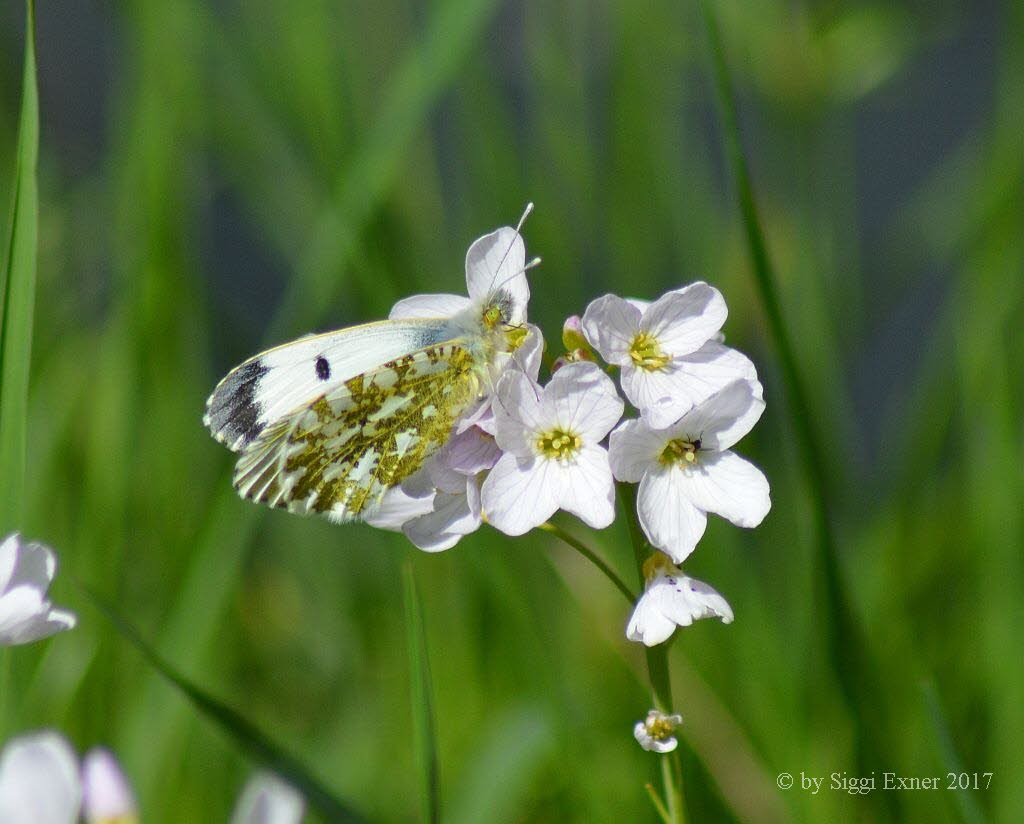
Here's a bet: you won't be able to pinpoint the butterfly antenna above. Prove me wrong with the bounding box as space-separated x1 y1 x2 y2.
485 202 535 295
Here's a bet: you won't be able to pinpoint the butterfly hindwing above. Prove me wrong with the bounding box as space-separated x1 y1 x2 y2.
232 340 481 522
204 319 455 452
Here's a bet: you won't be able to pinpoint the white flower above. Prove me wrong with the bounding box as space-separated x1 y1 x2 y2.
582 285 756 428
633 710 683 754
609 380 770 563
482 362 624 536
0 731 81 824
231 771 305 824
0 533 77 646
627 553 733 646
82 748 137 824
389 225 530 327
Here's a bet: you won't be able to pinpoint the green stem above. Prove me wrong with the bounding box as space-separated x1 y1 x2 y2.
618 483 686 824
538 522 635 605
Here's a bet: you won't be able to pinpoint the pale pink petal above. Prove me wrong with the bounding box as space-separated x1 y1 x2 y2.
403 482 482 552
82 748 137 823
365 486 436 531
543 362 623 442
481 454 560 536
640 283 726 355
674 379 765 452
637 470 707 563
608 419 664 483
580 294 641 364
464 227 529 324
675 451 770 527
437 427 501 475
557 446 616 529
389 293 471 319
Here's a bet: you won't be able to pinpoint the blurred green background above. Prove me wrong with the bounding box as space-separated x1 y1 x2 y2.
2 0 1022 821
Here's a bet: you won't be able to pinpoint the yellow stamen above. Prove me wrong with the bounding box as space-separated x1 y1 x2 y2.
629 332 670 370
658 437 701 467
536 428 582 461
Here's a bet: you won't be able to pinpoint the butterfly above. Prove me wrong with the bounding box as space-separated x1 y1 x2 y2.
204 208 537 523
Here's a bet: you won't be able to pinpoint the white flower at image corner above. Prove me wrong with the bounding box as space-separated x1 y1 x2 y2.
81 748 138 824
627 552 733 647
634 710 684 754
609 379 770 564
231 771 305 824
481 361 624 536
0 731 81 824
0 533 77 646
581 284 758 428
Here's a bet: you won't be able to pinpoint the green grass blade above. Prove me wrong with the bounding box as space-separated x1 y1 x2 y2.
84 586 368 823
0 0 39 532
921 681 987 824
700 0 879 735
403 562 441 824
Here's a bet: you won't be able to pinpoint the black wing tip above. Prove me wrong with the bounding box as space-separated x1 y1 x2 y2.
205 359 270 450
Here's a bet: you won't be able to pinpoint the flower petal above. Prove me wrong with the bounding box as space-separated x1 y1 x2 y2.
437 426 501 475
82 748 137 824
492 371 545 457
465 227 529 325
639 282 727 355
647 572 733 630
637 342 759 429
389 293 471 319
403 479 482 552
674 379 765 452
626 595 678 646
580 294 641 364
557 446 616 529
608 419 664 483
364 486 436 531
637 470 707 563
0 731 81 824
481 453 560 536
231 771 305 824
543 362 623 441
675 451 771 527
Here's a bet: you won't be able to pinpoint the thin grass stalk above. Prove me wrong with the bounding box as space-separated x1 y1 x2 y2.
403 563 441 824
698 0 890 769
0 0 39 534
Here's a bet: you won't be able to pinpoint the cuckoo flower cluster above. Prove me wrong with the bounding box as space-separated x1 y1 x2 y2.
372 281 770 646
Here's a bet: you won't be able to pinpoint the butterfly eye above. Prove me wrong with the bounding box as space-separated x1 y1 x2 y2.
483 305 503 328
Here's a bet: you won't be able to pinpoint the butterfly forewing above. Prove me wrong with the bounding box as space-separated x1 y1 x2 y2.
232 341 481 521
204 319 454 452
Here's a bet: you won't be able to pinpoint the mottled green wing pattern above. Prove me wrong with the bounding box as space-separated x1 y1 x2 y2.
232 342 480 521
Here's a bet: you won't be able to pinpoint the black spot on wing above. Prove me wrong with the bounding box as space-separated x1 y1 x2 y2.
315 355 331 381
206 359 270 448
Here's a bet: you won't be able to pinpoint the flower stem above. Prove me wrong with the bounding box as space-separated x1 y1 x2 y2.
538 522 634 604
617 483 686 824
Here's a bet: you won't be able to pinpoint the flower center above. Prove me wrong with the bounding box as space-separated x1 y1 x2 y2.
536 428 582 461
659 437 701 467
645 715 677 741
629 332 670 370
